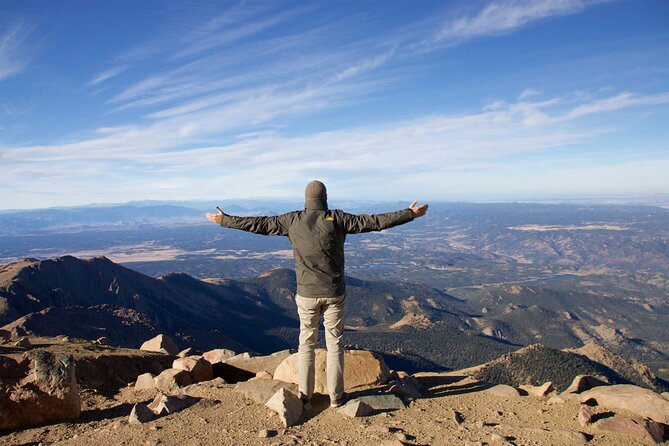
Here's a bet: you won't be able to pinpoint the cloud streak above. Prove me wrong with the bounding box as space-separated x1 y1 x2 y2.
0 19 34 82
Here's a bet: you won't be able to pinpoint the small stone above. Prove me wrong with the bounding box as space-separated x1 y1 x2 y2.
172 356 213 383
134 372 156 390
490 433 509 442
265 388 303 427
94 337 107 345
357 394 406 410
258 429 276 438
395 432 409 441
338 399 373 418
129 403 156 425
148 393 198 416
452 410 465 424
154 368 192 393
13 337 31 349
140 334 179 356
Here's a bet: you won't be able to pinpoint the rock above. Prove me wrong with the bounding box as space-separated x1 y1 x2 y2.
172 356 213 383
0 351 81 430
562 375 607 395
0 329 10 342
548 395 565 404
490 433 510 443
519 382 553 397
273 349 390 394
258 429 276 438
579 384 669 425
594 414 664 444
148 393 198 416
452 410 465 424
129 402 156 424
94 337 107 345
555 430 589 443
388 375 422 398
13 336 31 348
484 384 521 398
134 372 156 390
224 350 293 375
255 370 273 379
202 348 237 364
234 378 299 404
662 392 669 400
140 334 179 356
395 432 409 441
357 394 406 410
338 399 373 417
578 404 594 426
178 348 200 358
154 368 192 393
265 388 303 427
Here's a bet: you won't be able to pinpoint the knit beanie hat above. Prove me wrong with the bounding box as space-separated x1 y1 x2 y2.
305 180 327 200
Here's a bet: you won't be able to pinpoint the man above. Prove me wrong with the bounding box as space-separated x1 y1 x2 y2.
206 180 428 408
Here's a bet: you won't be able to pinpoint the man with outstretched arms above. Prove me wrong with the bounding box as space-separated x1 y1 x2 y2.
206 180 428 408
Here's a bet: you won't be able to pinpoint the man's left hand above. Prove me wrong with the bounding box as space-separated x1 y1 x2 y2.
206 208 224 225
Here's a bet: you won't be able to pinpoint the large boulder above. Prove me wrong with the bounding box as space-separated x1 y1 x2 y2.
579 384 669 425
0 351 81 430
273 349 390 394
484 384 521 398
172 356 213 383
140 334 179 356
224 350 293 375
593 414 665 444
154 368 192 393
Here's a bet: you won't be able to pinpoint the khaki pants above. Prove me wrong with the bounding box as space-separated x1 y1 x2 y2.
295 294 346 402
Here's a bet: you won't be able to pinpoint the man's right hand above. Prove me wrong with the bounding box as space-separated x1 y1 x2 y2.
206 207 224 225
409 200 429 218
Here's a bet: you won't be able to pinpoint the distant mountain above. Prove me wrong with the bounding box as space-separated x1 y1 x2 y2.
472 343 668 393
0 256 470 359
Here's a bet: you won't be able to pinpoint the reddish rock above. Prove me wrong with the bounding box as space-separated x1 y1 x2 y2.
154 368 192 393
140 334 179 356
0 351 81 430
562 375 607 395
578 404 594 426
520 382 554 397
594 414 665 444
172 356 213 383
273 349 390 394
579 384 669 425
234 378 299 404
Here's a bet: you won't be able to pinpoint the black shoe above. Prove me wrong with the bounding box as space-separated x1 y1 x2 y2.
330 392 349 408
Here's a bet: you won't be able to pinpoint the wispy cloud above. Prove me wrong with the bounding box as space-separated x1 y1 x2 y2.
426 0 611 48
0 19 35 82
86 65 127 87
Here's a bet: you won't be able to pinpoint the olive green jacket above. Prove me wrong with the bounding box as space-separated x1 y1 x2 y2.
218 198 414 298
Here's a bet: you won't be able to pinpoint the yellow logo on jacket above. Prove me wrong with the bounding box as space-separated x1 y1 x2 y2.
325 216 334 221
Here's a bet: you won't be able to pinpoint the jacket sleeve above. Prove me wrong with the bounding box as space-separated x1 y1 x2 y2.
340 208 414 234
219 212 292 236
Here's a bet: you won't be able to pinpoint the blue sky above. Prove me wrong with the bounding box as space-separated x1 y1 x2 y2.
1 0 668 209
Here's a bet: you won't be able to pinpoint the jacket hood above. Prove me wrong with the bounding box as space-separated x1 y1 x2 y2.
305 198 328 210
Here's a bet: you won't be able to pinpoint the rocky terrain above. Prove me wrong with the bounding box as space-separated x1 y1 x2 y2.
2 334 668 445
